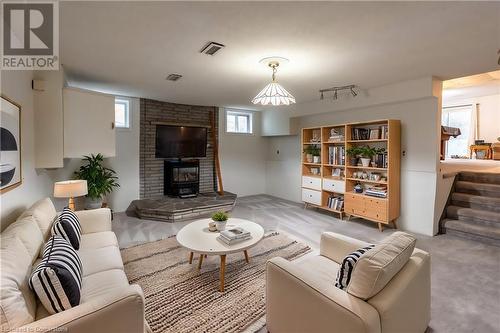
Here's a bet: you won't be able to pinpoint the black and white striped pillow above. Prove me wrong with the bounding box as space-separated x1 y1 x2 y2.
51 207 82 250
29 235 83 314
334 244 375 290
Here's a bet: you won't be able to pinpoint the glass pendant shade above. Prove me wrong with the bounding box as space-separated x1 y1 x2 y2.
252 61 296 106
252 82 296 106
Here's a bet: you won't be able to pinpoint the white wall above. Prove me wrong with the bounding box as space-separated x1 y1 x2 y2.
265 92 441 236
0 71 54 230
218 108 267 196
444 93 500 143
106 97 140 211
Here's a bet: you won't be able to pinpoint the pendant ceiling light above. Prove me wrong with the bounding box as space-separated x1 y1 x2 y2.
252 60 296 106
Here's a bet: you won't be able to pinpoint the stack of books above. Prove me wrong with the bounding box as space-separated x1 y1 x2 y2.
217 227 251 245
365 185 387 198
329 134 344 142
380 125 388 139
327 195 344 211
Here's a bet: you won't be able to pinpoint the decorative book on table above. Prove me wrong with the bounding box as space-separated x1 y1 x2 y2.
218 227 251 245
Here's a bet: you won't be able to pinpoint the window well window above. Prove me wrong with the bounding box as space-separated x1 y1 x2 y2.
226 110 253 134
115 98 130 129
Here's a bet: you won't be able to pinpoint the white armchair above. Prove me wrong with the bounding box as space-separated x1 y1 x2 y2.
266 232 431 333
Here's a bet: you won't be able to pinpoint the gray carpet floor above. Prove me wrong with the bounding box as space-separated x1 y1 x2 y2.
113 195 500 333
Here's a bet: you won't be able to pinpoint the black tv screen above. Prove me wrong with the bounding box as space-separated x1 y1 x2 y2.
155 125 207 158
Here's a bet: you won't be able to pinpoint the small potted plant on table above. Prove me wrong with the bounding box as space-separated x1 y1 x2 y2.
211 211 229 231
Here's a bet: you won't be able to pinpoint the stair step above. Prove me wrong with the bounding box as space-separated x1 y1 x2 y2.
442 219 500 247
451 193 500 213
455 181 500 198
446 205 500 226
458 171 500 185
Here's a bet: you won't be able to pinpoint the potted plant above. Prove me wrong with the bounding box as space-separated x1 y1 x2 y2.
358 146 378 167
346 146 362 166
303 145 321 163
74 154 120 209
212 211 229 231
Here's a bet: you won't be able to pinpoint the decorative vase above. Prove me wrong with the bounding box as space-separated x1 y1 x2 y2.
86 197 103 210
360 158 371 167
208 221 217 232
214 220 227 231
306 154 313 163
313 156 320 164
354 184 363 193
350 157 358 166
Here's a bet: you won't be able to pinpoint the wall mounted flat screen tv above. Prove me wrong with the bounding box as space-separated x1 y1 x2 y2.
155 125 208 158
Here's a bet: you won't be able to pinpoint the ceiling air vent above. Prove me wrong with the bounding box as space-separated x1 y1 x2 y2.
166 74 182 81
200 42 225 56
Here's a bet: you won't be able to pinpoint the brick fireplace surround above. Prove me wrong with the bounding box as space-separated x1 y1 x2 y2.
139 98 218 198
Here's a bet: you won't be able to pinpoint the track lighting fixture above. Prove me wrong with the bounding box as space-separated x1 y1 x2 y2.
350 87 357 97
319 85 358 101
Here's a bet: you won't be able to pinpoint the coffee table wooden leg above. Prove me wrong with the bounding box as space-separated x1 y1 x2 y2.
188 252 194 264
198 254 204 269
244 250 250 263
220 255 226 292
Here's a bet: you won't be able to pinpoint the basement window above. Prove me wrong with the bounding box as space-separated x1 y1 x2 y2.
226 110 253 134
115 98 130 129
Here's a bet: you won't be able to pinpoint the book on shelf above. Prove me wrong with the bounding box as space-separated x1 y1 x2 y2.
380 125 388 139
351 128 369 140
365 185 387 198
375 152 388 168
327 195 344 211
328 146 345 165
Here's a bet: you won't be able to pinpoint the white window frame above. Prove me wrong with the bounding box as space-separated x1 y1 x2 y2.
225 109 253 135
115 98 131 130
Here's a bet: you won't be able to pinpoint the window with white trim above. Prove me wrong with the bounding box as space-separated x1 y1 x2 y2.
115 98 130 129
226 110 253 134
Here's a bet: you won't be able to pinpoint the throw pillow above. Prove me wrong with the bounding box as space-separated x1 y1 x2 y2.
334 244 375 290
51 207 82 250
29 235 83 314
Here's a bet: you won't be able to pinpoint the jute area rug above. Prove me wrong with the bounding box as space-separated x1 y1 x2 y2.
121 232 311 333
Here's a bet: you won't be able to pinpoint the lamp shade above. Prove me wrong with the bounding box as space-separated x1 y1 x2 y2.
54 180 88 198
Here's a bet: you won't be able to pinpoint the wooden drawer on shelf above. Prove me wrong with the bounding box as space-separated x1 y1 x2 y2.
322 179 345 193
302 188 322 206
364 206 388 222
344 194 365 215
302 176 321 190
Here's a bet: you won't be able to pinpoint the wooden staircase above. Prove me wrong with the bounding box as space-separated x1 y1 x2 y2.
441 171 500 246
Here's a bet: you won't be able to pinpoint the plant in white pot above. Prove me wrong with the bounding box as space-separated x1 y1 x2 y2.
346 146 363 166
74 154 119 209
212 211 229 231
358 146 378 167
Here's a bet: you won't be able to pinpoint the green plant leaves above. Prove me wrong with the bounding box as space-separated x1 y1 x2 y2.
74 153 120 199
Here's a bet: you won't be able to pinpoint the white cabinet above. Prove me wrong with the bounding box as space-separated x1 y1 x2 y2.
302 176 321 190
33 70 64 168
322 179 345 193
302 189 322 205
63 88 115 158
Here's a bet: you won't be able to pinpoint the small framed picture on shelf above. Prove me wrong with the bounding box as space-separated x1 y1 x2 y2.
369 129 380 140
332 168 342 178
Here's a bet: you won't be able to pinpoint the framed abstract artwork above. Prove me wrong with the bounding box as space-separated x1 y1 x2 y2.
1 95 22 193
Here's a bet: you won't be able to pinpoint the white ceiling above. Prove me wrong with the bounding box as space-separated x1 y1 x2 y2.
60 1 500 109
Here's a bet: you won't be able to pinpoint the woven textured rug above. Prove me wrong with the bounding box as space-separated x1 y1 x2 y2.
121 232 311 333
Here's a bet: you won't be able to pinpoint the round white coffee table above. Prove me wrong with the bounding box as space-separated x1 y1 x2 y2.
176 218 264 292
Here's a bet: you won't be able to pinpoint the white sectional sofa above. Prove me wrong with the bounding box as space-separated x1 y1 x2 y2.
1 198 148 333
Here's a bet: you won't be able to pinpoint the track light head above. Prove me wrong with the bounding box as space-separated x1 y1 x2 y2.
333 90 338 100
320 91 324 100
351 87 357 97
